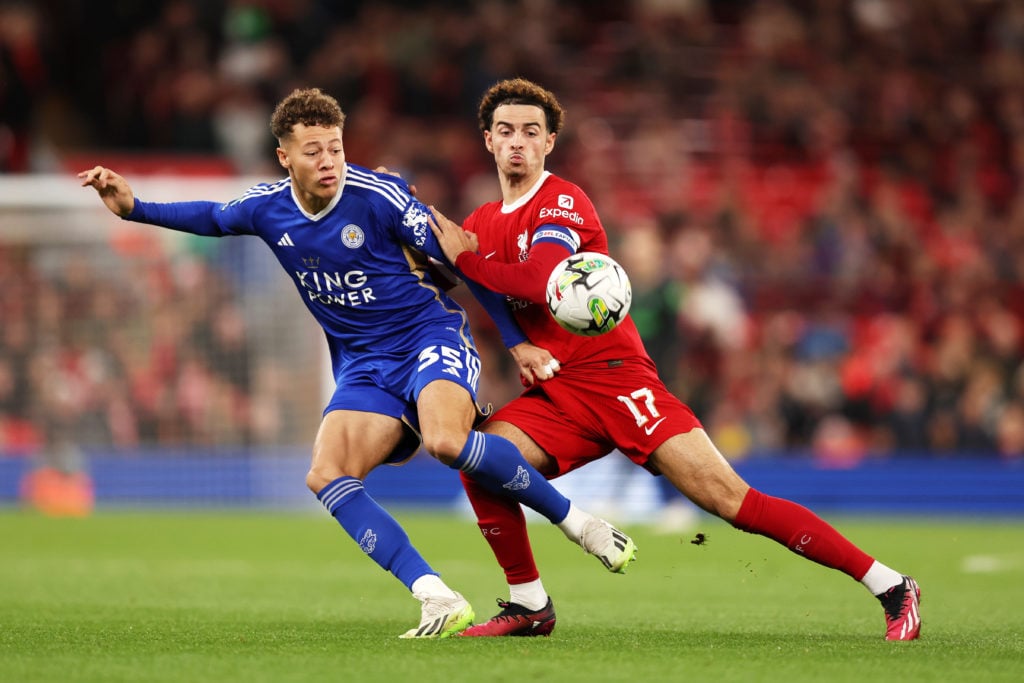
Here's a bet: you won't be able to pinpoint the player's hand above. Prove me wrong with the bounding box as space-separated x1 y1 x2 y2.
510 341 560 385
78 166 135 217
374 165 417 197
429 206 478 264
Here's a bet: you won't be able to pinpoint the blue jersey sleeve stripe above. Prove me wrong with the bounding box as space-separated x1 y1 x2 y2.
530 223 580 252
346 167 408 209
225 179 290 207
345 178 407 211
347 166 406 200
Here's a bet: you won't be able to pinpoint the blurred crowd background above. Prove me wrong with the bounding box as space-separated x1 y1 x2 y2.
3 0 1024 467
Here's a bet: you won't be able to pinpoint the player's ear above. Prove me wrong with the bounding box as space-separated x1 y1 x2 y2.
545 132 556 155
276 147 289 170
484 130 494 153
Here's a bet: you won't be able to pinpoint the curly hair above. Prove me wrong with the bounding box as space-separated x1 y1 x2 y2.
477 78 564 135
270 88 346 141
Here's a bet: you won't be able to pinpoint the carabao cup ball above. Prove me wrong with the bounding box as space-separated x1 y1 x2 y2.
545 252 632 336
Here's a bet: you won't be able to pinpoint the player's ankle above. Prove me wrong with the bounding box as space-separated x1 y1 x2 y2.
410 574 458 600
555 503 589 542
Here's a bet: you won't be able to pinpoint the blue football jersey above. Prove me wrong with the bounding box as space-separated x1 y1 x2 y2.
130 164 483 378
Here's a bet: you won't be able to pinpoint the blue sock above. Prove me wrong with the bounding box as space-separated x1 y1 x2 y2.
452 431 570 524
317 476 434 591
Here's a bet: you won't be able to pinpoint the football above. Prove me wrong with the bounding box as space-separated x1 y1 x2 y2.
545 252 632 336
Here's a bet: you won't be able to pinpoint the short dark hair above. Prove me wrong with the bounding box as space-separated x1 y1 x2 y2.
477 78 564 135
270 88 346 141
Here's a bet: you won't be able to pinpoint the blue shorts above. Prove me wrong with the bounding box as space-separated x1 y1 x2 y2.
324 337 484 463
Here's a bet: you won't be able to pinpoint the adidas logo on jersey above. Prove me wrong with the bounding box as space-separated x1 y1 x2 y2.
277 233 295 246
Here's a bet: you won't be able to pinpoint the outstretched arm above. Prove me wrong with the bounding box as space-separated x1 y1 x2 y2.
78 166 136 217
78 166 231 237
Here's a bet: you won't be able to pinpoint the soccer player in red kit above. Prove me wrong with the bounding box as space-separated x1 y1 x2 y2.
429 78 921 641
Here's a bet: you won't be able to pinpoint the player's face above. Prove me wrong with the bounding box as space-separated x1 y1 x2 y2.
276 124 345 213
485 104 555 182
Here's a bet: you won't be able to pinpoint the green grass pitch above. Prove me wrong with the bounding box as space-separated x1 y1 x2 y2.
2 509 1022 683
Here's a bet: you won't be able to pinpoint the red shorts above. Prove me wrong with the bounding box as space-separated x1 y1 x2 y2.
488 357 702 477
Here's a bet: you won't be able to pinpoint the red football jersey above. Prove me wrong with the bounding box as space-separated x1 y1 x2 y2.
457 172 649 366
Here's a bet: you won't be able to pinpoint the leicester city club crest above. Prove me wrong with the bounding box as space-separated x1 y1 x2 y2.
341 224 365 248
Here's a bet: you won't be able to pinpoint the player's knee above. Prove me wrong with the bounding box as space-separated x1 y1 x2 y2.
305 468 331 495
421 430 466 466
306 463 358 494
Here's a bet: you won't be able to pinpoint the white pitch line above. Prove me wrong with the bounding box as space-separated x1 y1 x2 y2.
961 554 1024 573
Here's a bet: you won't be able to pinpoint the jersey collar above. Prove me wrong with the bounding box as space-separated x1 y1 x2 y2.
500 171 551 214
291 164 348 221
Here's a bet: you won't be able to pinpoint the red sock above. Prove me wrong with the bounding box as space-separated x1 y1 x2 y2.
460 471 540 584
733 488 874 580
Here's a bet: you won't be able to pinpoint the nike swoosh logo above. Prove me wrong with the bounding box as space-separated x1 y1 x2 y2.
644 417 667 435
484 250 497 259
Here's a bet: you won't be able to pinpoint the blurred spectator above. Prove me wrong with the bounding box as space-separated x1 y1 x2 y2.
0 2 48 172
0 239 304 451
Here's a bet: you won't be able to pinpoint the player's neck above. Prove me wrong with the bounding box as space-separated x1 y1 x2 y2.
500 168 545 204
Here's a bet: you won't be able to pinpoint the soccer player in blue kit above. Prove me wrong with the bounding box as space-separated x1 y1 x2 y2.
79 87 636 639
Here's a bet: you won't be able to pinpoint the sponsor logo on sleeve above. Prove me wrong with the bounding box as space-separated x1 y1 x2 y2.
538 202 585 225
402 204 431 247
